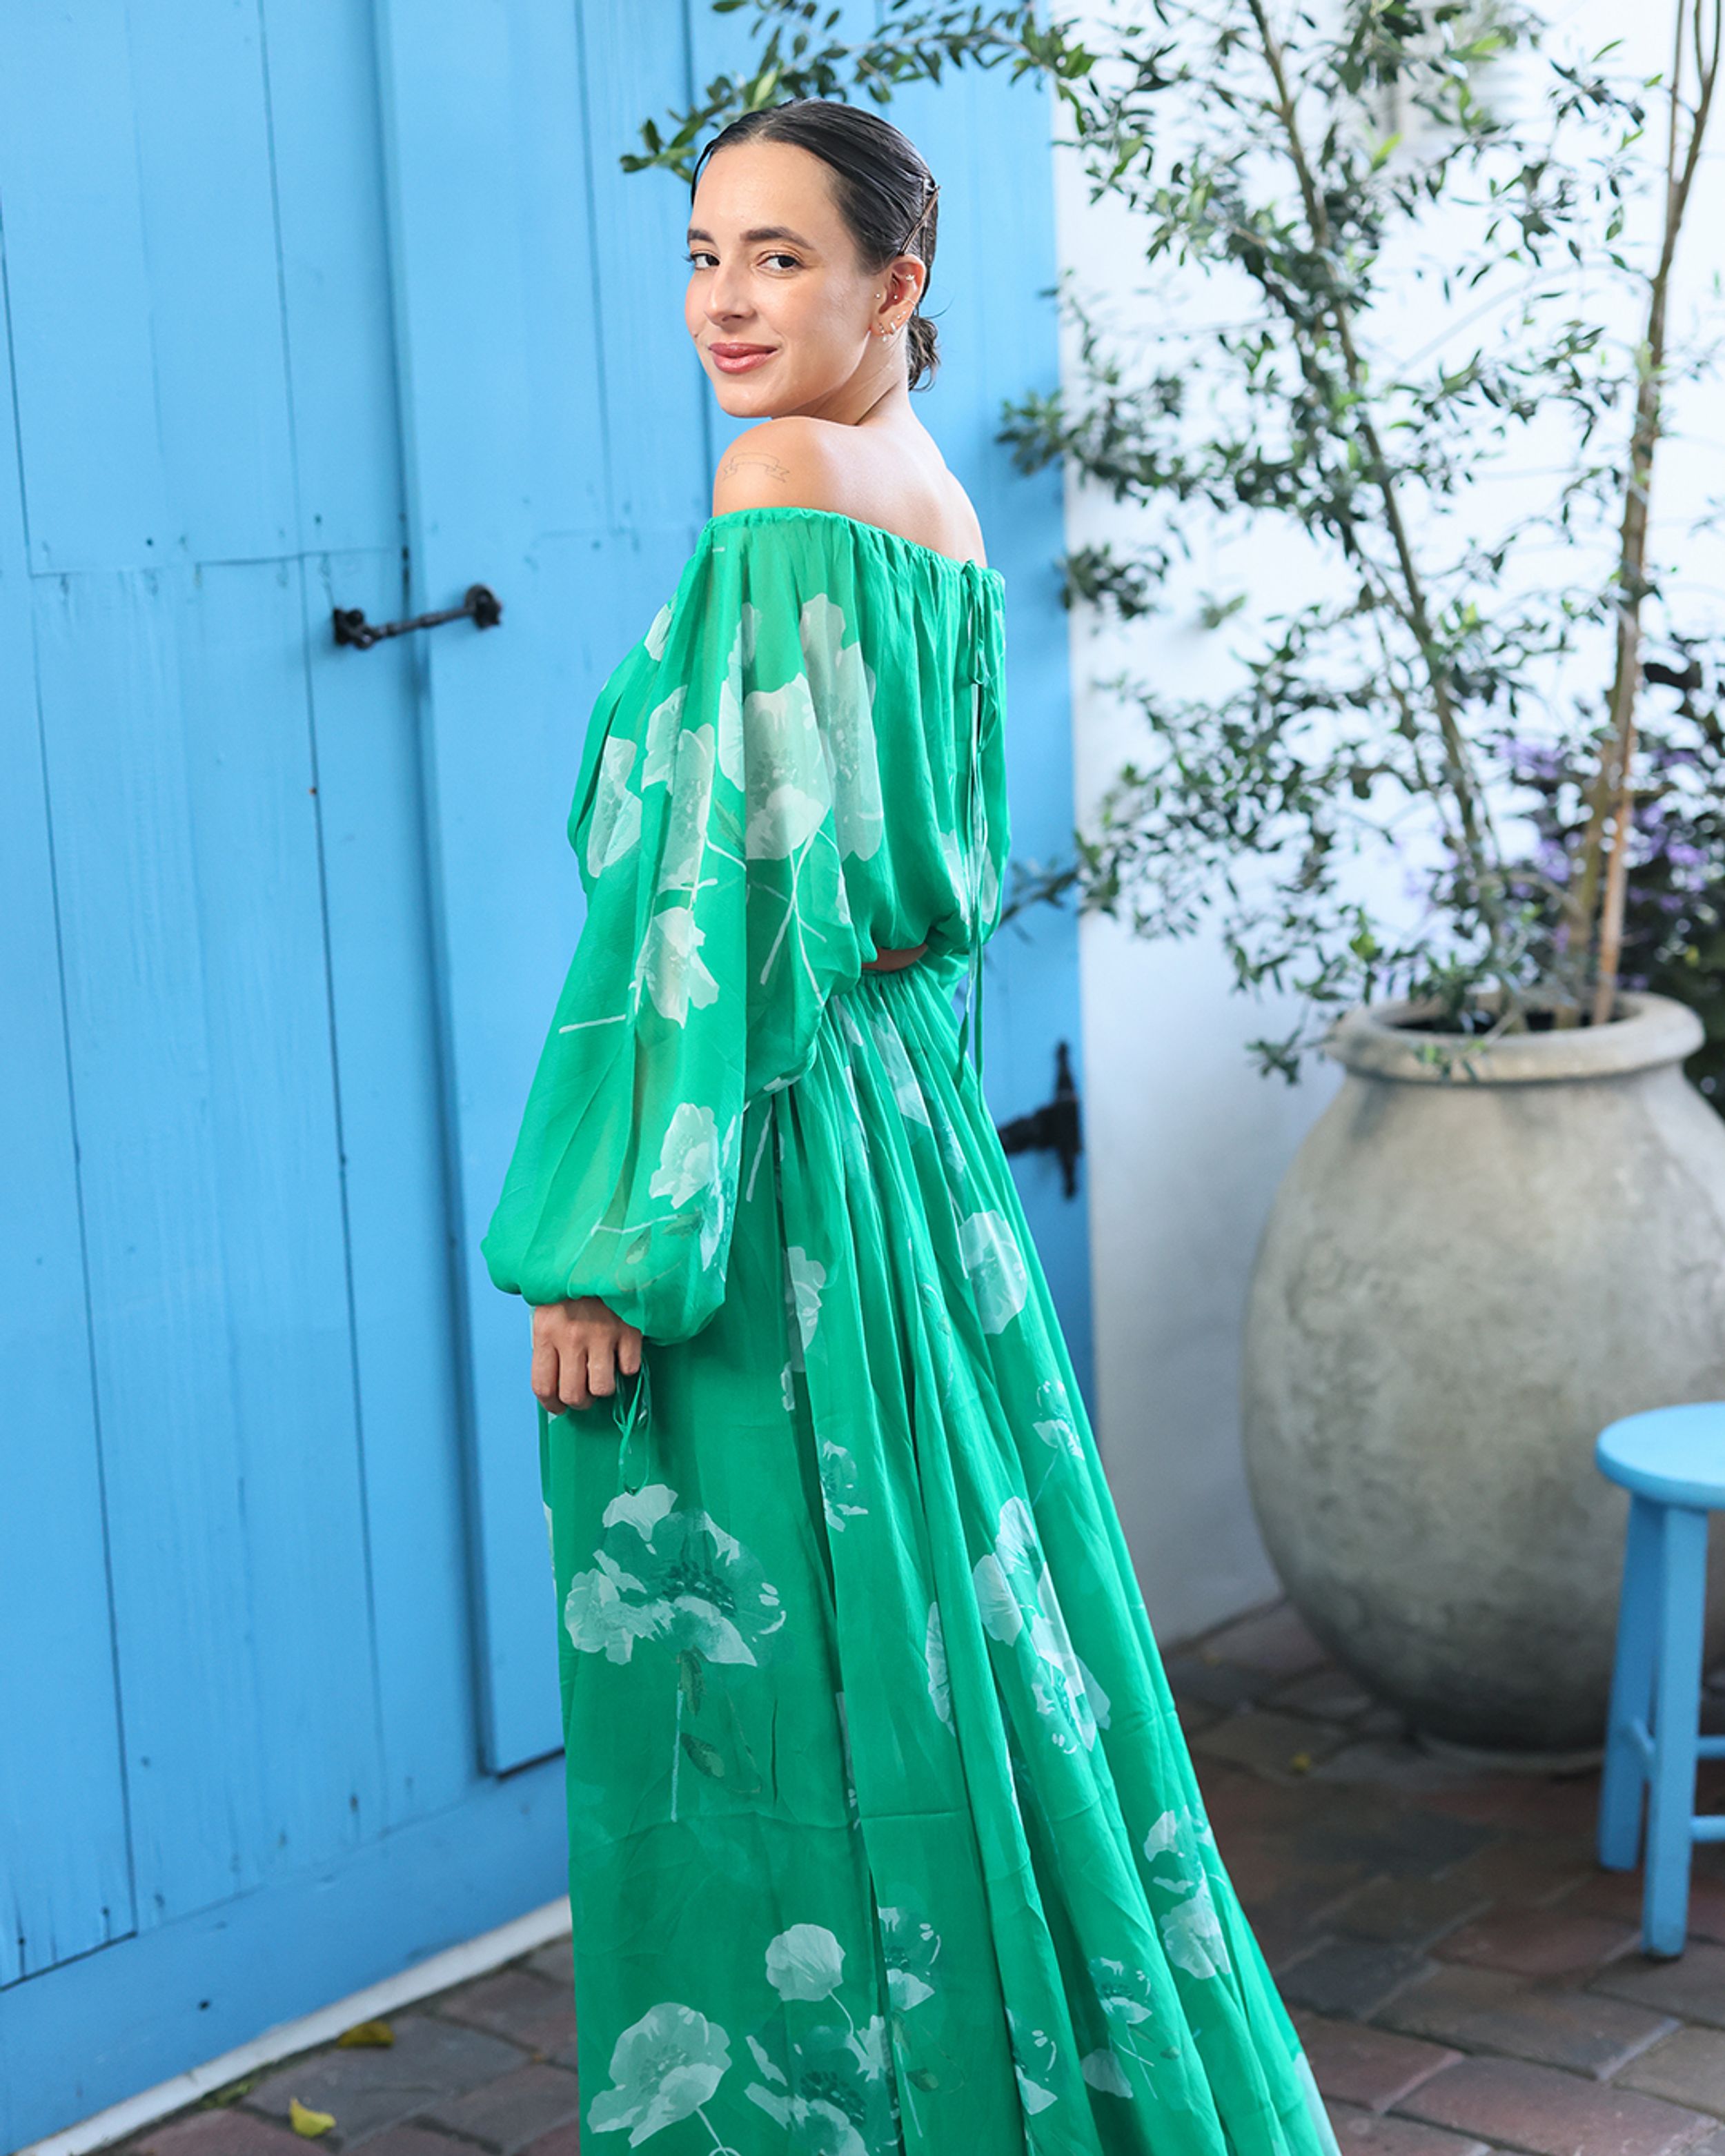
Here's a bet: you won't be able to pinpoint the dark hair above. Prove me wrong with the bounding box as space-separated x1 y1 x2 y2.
691 99 941 391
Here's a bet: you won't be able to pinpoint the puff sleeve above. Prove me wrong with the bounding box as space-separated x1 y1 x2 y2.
480 520 876 1341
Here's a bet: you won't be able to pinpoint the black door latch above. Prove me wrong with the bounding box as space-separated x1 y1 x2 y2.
997 1040 1083 1198
333 583 503 651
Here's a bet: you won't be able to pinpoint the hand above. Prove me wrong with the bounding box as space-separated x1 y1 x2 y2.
530 1296 643 1415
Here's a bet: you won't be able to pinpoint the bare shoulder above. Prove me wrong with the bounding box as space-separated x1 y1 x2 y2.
711 419 845 517
712 418 988 565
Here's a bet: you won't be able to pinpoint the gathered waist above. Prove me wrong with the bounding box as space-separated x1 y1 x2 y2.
860 941 929 974
828 940 983 1082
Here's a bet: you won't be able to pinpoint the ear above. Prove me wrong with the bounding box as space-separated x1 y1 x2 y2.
871 253 928 337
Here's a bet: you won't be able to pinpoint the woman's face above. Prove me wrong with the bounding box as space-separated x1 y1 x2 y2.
684 139 923 419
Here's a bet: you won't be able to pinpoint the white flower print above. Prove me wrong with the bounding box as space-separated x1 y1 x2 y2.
1077 1654 1113 1732
647 1105 738 1271
818 1439 867 1532
1007 2010 1060 2116
1081 2048 1133 2097
639 904 718 1025
649 1103 721 1209
743 675 831 860
1032 1376 1083 1462
972 1553 1022 1647
1143 1806 1233 1979
745 2019 881 2155
878 1908 940 2012
869 1010 931 1125
786 1247 827 1353
972 1496 1103 1754
977 833 999 925
765 1923 845 2002
924 1602 952 1728
798 593 883 860
562 1484 785 1668
562 1557 667 1665
714 604 756 791
642 599 673 660
958 1210 1029 1334
586 2001 729 2142
586 735 643 878
655 726 716 897
639 685 686 788
1091 1955 1158 2031
938 827 968 924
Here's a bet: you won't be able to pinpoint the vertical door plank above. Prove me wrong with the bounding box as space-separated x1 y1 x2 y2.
262 0 480 1825
298 545 482 1822
258 0 408 557
575 0 709 541
0 0 170 572
375 0 571 1769
34 560 382 1923
170 560 384 1860
32 568 261 1920
0 236 136 1992
374 0 705 1768
120 1 297 563
0 1 295 573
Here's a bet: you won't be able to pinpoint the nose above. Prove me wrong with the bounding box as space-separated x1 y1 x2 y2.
705 259 753 323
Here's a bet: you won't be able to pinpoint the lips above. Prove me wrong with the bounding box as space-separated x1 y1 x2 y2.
709 343 777 374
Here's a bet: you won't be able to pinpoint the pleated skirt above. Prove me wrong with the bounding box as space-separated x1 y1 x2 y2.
540 960 1340 2156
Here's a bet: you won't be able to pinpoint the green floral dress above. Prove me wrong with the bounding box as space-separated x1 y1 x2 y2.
482 505 1339 2156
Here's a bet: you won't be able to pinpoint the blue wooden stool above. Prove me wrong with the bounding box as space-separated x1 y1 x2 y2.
1597 1403 1725 1957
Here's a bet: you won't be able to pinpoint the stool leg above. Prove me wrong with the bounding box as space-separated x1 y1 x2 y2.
1645 1503 1708 1959
1600 1494 1662 1870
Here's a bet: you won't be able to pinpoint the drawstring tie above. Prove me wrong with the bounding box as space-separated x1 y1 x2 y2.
955 558 992 1086
613 1356 654 1495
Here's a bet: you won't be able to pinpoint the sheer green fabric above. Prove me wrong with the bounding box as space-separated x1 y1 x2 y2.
483 506 1339 2156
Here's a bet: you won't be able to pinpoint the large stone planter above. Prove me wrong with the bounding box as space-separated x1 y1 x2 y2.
1243 991 1725 1754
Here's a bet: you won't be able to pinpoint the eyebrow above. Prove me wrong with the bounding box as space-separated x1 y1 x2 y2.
685 224 816 248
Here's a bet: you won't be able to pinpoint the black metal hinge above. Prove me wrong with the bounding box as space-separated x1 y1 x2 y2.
997 1040 1083 1198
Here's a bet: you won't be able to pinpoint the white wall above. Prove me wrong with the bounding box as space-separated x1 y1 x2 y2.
1049 0 1725 1645
1049 150 1341 1645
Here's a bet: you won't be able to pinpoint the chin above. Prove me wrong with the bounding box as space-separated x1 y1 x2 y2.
711 381 781 419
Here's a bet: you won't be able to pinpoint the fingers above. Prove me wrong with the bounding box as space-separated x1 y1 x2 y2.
558 1343 591 1414
531 1333 562 1416
586 1334 617 1398
529 1307 644 1416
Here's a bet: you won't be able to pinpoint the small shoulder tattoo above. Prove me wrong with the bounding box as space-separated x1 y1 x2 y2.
717 448 792 491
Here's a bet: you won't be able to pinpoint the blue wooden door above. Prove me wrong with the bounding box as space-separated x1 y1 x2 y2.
377 6 1095 1780
0 4 1084 2144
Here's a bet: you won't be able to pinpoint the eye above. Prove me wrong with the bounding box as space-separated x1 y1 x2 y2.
762 253 802 271
684 250 718 270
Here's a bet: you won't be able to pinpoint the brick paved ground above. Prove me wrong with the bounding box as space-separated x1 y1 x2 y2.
117 1599 1725 2156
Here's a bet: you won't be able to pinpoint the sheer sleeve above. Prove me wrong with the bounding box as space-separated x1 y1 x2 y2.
481 520 873 1341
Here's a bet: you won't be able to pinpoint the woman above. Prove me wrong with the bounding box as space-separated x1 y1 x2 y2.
482 97 1337 2156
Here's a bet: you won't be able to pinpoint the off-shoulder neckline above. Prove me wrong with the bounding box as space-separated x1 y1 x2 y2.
702 504 1005 586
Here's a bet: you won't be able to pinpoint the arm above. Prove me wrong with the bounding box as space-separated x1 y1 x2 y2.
483 513 875 1405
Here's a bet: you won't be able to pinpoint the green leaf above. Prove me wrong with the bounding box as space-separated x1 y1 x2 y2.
678 1648 706 1716
680 1732 727 1779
